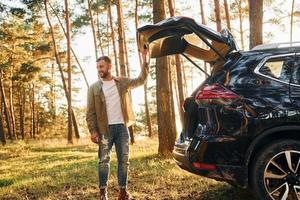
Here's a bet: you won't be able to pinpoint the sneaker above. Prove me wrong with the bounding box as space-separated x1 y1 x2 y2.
100 188 108 200
117 188 131 200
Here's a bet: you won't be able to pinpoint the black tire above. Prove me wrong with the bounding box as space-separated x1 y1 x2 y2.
250 139 300 200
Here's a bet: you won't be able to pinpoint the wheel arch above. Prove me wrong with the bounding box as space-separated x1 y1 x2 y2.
245 125 300 185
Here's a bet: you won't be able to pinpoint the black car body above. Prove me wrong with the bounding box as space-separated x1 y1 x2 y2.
138 16 300 200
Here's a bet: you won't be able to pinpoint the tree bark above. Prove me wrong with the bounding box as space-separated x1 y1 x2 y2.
19 87 25 140
153 0 177 156
116 0 126 76
290 0 295 43
135 0 152 137
0 70 13 141
32 84 36 139
199 0 208 78
64 0 73 144
108 0 119 76
0 109 5 145
214 0 222 31
87 0 98 59
249 0 263 49
96 0 104 56
199 0 206 25
238 0 245 50
224 0 231 31
167 0 184 126
9 57 16 139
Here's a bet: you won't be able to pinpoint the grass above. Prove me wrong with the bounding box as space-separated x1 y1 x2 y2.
0 137 254 200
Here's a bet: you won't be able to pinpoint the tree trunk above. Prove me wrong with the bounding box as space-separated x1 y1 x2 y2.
167 0 184 126
48 2 89 88
153 0 177 156
249 0 263 49
9 61 16 139
290 0 295 43
238 0 245 50
116 0 135 143
108 0 119 76
45 0 79 141
50 63 56 119
19 87 25 140
199 0 208 78
96 0 104 56
199 0 206 25
116 0 126 76
0 82 6 145
87 0 98 59
0 109 5 145
135 0 152 137
31 84 36 139
0 70 13 141
64 0 73 144
224 0 231 31
214 0 222 31
181 59 188 97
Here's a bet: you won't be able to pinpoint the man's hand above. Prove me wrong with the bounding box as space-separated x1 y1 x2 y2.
141 48 149 64
91 132 99 144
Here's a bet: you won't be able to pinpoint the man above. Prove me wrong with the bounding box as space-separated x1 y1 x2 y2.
86 50 148 200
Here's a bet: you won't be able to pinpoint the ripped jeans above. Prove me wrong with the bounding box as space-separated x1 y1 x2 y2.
98 124 130 189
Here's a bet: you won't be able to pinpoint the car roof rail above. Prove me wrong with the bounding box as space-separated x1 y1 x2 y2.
251 42 300 51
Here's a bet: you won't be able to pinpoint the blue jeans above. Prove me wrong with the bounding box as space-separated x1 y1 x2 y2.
98 124 130 189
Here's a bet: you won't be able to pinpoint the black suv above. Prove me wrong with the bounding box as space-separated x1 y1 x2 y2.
138 16 300 200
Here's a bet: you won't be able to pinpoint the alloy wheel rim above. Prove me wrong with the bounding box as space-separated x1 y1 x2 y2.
264 150 300 200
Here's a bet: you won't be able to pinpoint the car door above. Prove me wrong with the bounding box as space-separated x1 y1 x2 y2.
289 55 300 109
252 54 295 119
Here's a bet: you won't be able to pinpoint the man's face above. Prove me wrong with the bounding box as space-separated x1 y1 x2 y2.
97 60 111 79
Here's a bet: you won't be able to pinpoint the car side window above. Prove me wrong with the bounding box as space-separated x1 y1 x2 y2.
292 57 300 85
259 56 295 83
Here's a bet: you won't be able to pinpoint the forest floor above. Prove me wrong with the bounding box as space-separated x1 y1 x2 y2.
0 136 254 200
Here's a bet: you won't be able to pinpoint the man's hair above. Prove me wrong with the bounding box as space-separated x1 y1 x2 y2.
96 56 111 64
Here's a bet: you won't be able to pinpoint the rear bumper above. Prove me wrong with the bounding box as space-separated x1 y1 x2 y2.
173 140 248 187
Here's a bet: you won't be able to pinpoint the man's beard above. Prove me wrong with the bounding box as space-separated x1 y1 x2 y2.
99 70 109 79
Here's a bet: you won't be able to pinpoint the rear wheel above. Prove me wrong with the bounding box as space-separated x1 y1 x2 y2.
251 140 300 200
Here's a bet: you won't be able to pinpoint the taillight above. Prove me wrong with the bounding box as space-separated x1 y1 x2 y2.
192 162 217 171
196 83 239 100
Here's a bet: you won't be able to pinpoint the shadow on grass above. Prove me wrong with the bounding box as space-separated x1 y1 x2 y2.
31 145 95 153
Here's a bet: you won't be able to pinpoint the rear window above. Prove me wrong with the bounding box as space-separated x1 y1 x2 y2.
259 56 295 83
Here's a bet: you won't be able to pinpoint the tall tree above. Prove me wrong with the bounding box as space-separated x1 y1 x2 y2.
199 0 208 77
115 0 135 143
0 70 13 141
290 0 295 43
167 0 184 126
214 0 222 31
44 0 80 141
116 0 126 76
64 0 73 144
199 0 206 25
153 0 177 156
0 109 5 145
224 0 231 30
87 0 99 59
135 0 152 137
249 0 263 49
238 0 245 49
108 0 119 76
48 3 89 87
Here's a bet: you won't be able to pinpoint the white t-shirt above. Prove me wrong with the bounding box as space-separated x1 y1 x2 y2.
102 80 125 125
